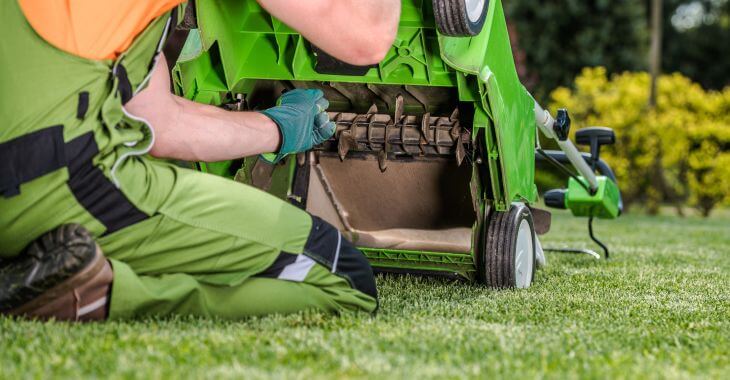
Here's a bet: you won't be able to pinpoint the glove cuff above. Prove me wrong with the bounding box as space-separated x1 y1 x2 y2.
258 109 289 164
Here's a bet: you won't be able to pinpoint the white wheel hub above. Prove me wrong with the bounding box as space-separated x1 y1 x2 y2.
514 218 534 288
465 0 486 23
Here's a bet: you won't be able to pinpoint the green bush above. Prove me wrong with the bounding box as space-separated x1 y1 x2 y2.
550 67 730 216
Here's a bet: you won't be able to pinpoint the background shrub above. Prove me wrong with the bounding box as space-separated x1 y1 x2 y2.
506 0 730 100
550 67 730 216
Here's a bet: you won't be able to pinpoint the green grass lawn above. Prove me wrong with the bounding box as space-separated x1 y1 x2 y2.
1 211 728 379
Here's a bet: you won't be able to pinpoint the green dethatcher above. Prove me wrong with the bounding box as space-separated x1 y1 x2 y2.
173 0 622 287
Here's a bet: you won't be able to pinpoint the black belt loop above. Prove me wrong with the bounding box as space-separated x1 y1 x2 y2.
77 92 90 120
113 10 177 106
112 62 133 105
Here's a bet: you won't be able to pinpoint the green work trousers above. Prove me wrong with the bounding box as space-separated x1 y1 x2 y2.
0 0 378 319
1 155 378 319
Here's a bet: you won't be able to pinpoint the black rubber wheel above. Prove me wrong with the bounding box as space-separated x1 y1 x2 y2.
433 0 489 37
476 204 536 289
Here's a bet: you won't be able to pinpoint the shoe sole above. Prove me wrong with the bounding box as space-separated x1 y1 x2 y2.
8 246 108 316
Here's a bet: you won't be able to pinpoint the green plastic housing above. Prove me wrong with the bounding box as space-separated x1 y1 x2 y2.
566 177 621 219
173 0 538 208
173 0 544 279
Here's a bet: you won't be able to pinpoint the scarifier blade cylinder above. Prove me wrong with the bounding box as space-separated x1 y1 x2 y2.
317 111 471 158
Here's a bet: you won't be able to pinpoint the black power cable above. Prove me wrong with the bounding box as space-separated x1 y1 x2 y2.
588 216 609 259
543 219 609 260
543 248 601 260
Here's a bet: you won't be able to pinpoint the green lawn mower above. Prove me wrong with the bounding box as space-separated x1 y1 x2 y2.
172 0 623 288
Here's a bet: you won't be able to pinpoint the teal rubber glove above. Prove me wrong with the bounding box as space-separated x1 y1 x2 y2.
259 89 336 163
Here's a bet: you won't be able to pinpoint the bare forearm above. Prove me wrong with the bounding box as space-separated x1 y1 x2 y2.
257 0 401 65
151 96 280 162
125 55 281 162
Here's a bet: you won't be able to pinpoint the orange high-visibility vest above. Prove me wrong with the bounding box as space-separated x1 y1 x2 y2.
18 0 186 60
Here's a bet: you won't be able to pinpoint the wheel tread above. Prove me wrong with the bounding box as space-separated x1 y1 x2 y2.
479 205 535 289
433 0 486 37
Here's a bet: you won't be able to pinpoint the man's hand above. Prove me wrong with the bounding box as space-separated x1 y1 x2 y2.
260 89 335 163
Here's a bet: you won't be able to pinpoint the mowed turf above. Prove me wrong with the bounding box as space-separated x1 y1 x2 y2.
1 211 728 379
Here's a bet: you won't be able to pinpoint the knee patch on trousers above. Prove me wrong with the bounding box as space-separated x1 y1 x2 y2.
304 216 377 299
257 216 377 300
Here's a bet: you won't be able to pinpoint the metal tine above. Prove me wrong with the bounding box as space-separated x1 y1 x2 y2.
381 120 391 172
451 107 465 165
337 131 356 161
392 96 401 155
378 150 388 172
334 111 357 161
367 103 378 115
380 95 404 172
332 111 345 135
394 94 405 122
320 103 468 158
420 112 431 156
395 96 408 153
450 107 464 159
366 106 379 151
348 111 367 151
434 117 444 148
456 133 466 166
421 112 431 142
449 107 461 140
449 107 459 122
365 103 379 150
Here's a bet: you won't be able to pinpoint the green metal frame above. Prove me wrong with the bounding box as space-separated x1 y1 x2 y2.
173 0 543 280
362 248 476 280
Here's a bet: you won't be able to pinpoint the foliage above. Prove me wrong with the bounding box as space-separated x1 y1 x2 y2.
663 0 730 90
505 0 648 101
550 67 730 216
506 0 730 98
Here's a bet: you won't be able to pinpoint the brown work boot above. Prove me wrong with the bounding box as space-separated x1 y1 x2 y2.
0 224 113 322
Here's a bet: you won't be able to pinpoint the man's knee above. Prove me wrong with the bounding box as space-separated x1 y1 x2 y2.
301 216 377 301
253 214 378 311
